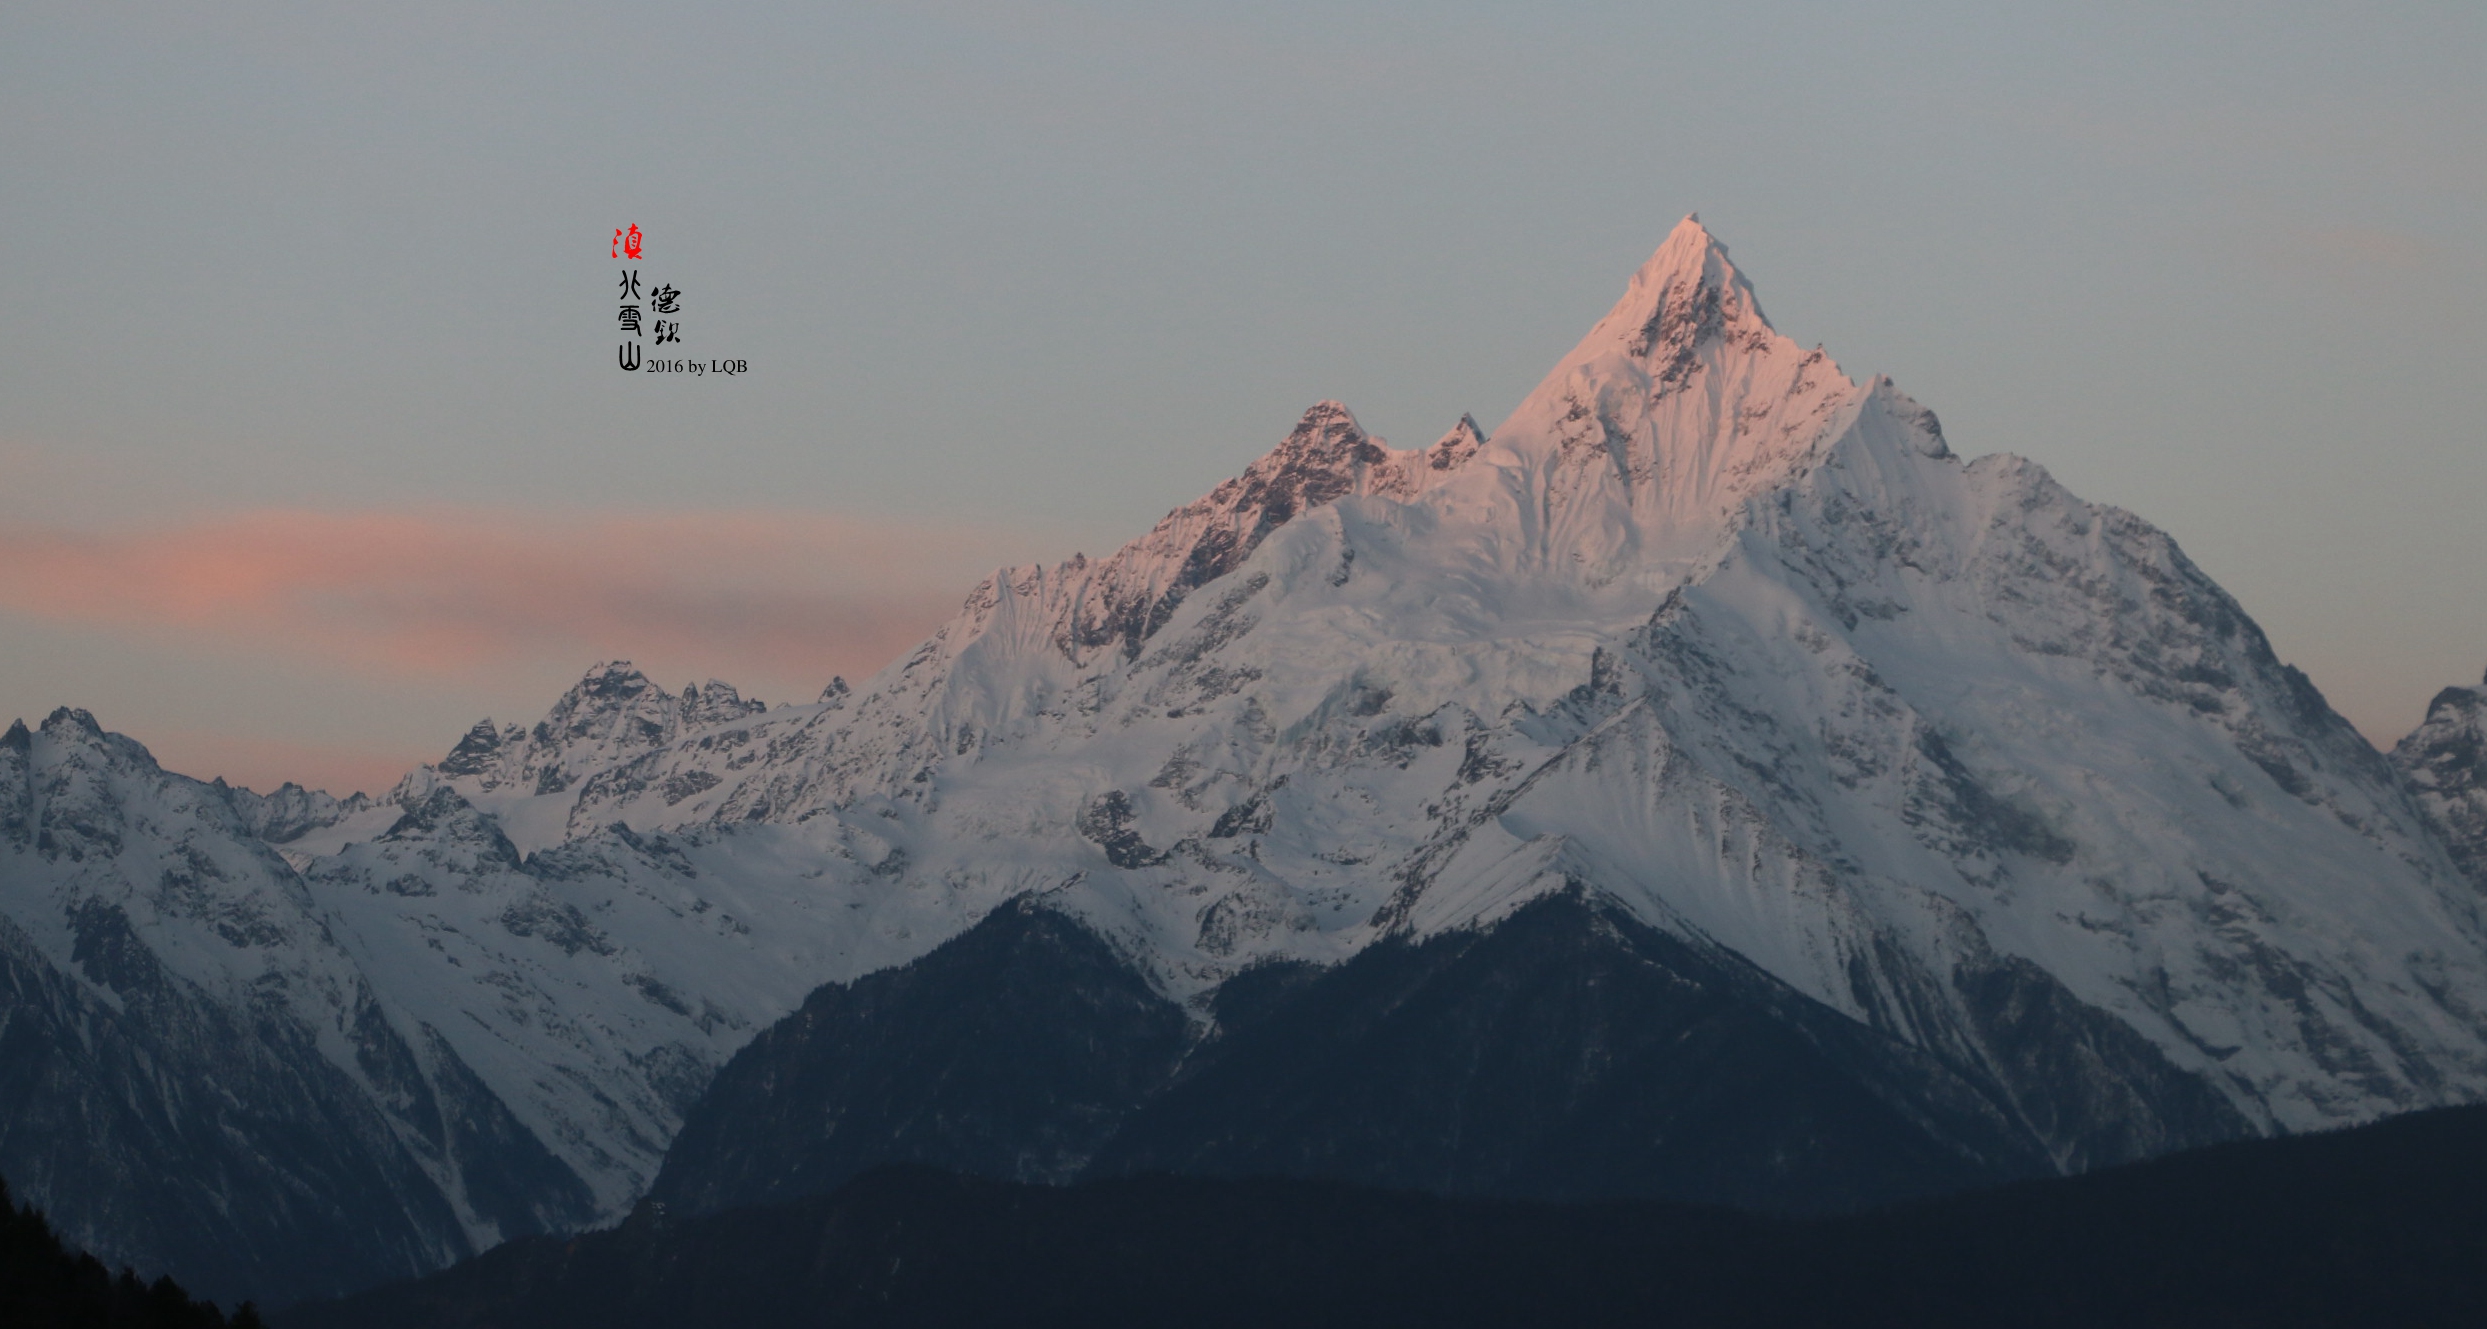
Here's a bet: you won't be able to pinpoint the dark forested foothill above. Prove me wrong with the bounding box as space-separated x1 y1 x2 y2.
1 1175 261 1329
652 891 2225 1224
281 1102 2487 1329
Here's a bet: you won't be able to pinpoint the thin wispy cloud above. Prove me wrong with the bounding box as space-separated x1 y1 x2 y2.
0 506 1052 697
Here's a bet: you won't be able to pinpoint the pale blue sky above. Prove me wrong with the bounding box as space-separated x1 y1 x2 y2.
3 1 2480 791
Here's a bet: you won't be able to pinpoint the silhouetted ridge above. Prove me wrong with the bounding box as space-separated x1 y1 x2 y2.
1 1173 262 1328
649 891 2244 1219
279 1104 2487 1329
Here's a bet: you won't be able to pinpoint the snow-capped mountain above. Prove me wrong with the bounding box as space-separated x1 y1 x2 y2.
5 217 2484 1300
582 217 2487 1140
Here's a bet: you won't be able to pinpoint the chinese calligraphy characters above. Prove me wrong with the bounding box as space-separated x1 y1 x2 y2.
612 231 685 370
618 269 644 336
609 226 729 373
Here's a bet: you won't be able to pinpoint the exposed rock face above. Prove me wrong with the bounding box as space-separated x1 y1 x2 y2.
2395 670 2487 890
436 720 518 778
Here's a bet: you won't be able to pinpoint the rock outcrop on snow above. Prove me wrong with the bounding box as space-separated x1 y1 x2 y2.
2394 669 2487 890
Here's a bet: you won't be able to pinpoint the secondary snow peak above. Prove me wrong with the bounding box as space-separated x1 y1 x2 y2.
41 706 105 739
1428 414 1487 471
439 719 508 776
1042 399 1430 661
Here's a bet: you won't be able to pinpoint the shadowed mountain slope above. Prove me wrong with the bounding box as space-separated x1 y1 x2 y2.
653 893 2245 1217
281 1103 2487 1329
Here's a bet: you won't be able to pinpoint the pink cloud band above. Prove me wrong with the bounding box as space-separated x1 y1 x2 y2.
0 506 1030 695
